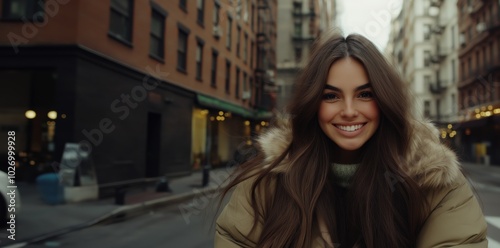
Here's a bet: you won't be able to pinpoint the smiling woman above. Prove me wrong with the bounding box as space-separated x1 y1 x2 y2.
215 32 487 248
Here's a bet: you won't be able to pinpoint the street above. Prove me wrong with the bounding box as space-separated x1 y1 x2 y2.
22 197 218 248
14 164 500 248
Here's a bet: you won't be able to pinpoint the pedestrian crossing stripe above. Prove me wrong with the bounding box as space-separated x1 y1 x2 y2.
486 216 500 248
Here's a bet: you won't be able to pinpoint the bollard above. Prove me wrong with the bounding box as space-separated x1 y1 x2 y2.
202 164 211 187
115 187 126 205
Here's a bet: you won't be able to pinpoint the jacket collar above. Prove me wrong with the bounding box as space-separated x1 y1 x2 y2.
256 117 461 189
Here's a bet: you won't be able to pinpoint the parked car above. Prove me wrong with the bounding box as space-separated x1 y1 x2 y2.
0 170 20 226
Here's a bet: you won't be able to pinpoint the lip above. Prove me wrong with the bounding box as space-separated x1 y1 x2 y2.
333 123 366 137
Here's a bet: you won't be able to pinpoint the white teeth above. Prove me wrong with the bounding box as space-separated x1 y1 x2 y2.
336 124 363 132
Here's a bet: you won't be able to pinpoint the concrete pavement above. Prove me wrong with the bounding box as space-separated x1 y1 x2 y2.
0 167 233 248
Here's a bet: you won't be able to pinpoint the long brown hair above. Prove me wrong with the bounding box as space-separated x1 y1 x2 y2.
218 33 428 247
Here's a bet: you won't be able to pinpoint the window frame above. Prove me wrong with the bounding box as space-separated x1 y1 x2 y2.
149 4 167 61
211 49 219 88
177 23 191 73
1 0 45 21
109 0 134 46
196 37 205 81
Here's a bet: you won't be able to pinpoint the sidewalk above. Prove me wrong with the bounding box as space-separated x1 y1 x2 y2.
0 167 233 247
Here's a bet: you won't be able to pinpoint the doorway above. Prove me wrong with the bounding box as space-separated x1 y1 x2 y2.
146 112 161 177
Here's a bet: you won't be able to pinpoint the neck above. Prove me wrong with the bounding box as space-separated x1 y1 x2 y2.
333 147 362 164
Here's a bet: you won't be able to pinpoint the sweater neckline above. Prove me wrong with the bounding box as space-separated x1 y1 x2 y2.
331 163 360 188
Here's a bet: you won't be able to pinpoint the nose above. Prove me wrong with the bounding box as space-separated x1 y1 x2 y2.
341 100 359 118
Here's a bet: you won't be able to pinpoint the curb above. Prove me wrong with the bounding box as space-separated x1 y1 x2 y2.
2 186 219 248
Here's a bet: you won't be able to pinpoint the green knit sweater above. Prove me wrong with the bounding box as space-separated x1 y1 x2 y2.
332 163 360 188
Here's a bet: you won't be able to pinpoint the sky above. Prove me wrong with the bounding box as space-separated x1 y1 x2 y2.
336 0 403 51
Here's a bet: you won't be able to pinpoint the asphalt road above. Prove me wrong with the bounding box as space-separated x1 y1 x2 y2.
18 164 500 248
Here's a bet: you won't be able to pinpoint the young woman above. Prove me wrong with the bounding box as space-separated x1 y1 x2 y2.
215 33 487 247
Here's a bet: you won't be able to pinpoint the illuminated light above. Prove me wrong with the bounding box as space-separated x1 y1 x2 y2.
29 160 35 166
451 131 457 135
450 134 455 138
210 116 215 121
246 140 252 146
219 111 224 116
475 114 481 119
447 124 452 129
200 109 209 115
481 106 486 111
494 109 500 114
480 112 486 116
61 114 67 119
47 111 57 120
475 108 480 113
441 134 447 139
25 110 36 119
244 120 250 126
488 105 493 110
485 111 492 117
261 121 266 126
220 116 225 121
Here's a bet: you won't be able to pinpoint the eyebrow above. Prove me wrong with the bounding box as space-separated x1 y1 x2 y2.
324 83 372 92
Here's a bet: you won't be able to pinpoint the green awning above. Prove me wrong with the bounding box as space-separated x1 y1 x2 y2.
196 94 255 118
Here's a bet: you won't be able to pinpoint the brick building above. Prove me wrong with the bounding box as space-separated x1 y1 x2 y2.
0 0 277 184
456 0 500 165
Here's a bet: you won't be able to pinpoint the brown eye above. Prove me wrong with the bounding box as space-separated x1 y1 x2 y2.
322 93 339 102
358 91 374 99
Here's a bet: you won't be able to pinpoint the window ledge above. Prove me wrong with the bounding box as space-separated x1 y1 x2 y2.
196 77 203 82
197 20 205 28
108 32 133 48
177 67 187 74
149 54 165 63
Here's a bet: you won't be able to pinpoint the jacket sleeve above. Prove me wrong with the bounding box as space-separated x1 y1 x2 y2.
416 174 488 248
215 178 264 248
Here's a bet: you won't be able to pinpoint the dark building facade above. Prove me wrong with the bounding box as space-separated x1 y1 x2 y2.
456 0 500 165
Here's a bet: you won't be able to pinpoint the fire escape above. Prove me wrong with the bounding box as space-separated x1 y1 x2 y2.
254 0 277 112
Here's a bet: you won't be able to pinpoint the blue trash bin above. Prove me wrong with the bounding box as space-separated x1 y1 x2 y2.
36 173 64 205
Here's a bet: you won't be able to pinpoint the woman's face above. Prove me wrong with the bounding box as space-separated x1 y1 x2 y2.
318 57 380 153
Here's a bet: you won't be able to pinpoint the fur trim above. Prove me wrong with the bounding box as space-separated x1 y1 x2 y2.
256 117 462 189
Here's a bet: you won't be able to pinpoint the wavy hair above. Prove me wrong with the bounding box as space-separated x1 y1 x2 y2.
218 33 428 248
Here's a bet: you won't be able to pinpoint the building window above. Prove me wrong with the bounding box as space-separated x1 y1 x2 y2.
1 0 44 20
150 8 166 59
225 60 231 94
424 100 431 118
244 33 248 63
251 3 255 31
236 26 241 57
197 0 204 26
424 50 431 67
211 49 218 87
451 26 456 49
293 2 302 15
235 67 240 98
451 94 456 114
295 47 302 62
213 2 220 26
177 24 190 72
196 38 204 81
294 19 302 36
226 15 232 50
468 57 472 76
179 0 186 11
424 24 431 40
451 59 456 83
109 0 134 43
250 41 254 67
243 72 248 100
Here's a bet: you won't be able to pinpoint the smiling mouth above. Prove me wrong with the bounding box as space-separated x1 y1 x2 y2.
334 124 365 132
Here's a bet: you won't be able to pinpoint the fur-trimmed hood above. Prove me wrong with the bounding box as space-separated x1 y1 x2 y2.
256 117 461 189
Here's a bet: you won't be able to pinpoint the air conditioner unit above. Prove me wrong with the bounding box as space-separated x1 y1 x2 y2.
467 6 474 14
242 90 251 100
459 34 466 46
213 26 221 38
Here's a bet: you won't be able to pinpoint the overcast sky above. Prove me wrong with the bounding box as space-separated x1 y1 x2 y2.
336 0 403 51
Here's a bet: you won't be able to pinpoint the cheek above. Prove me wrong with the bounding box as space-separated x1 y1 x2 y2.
318 103 333 122
365 102 380 121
